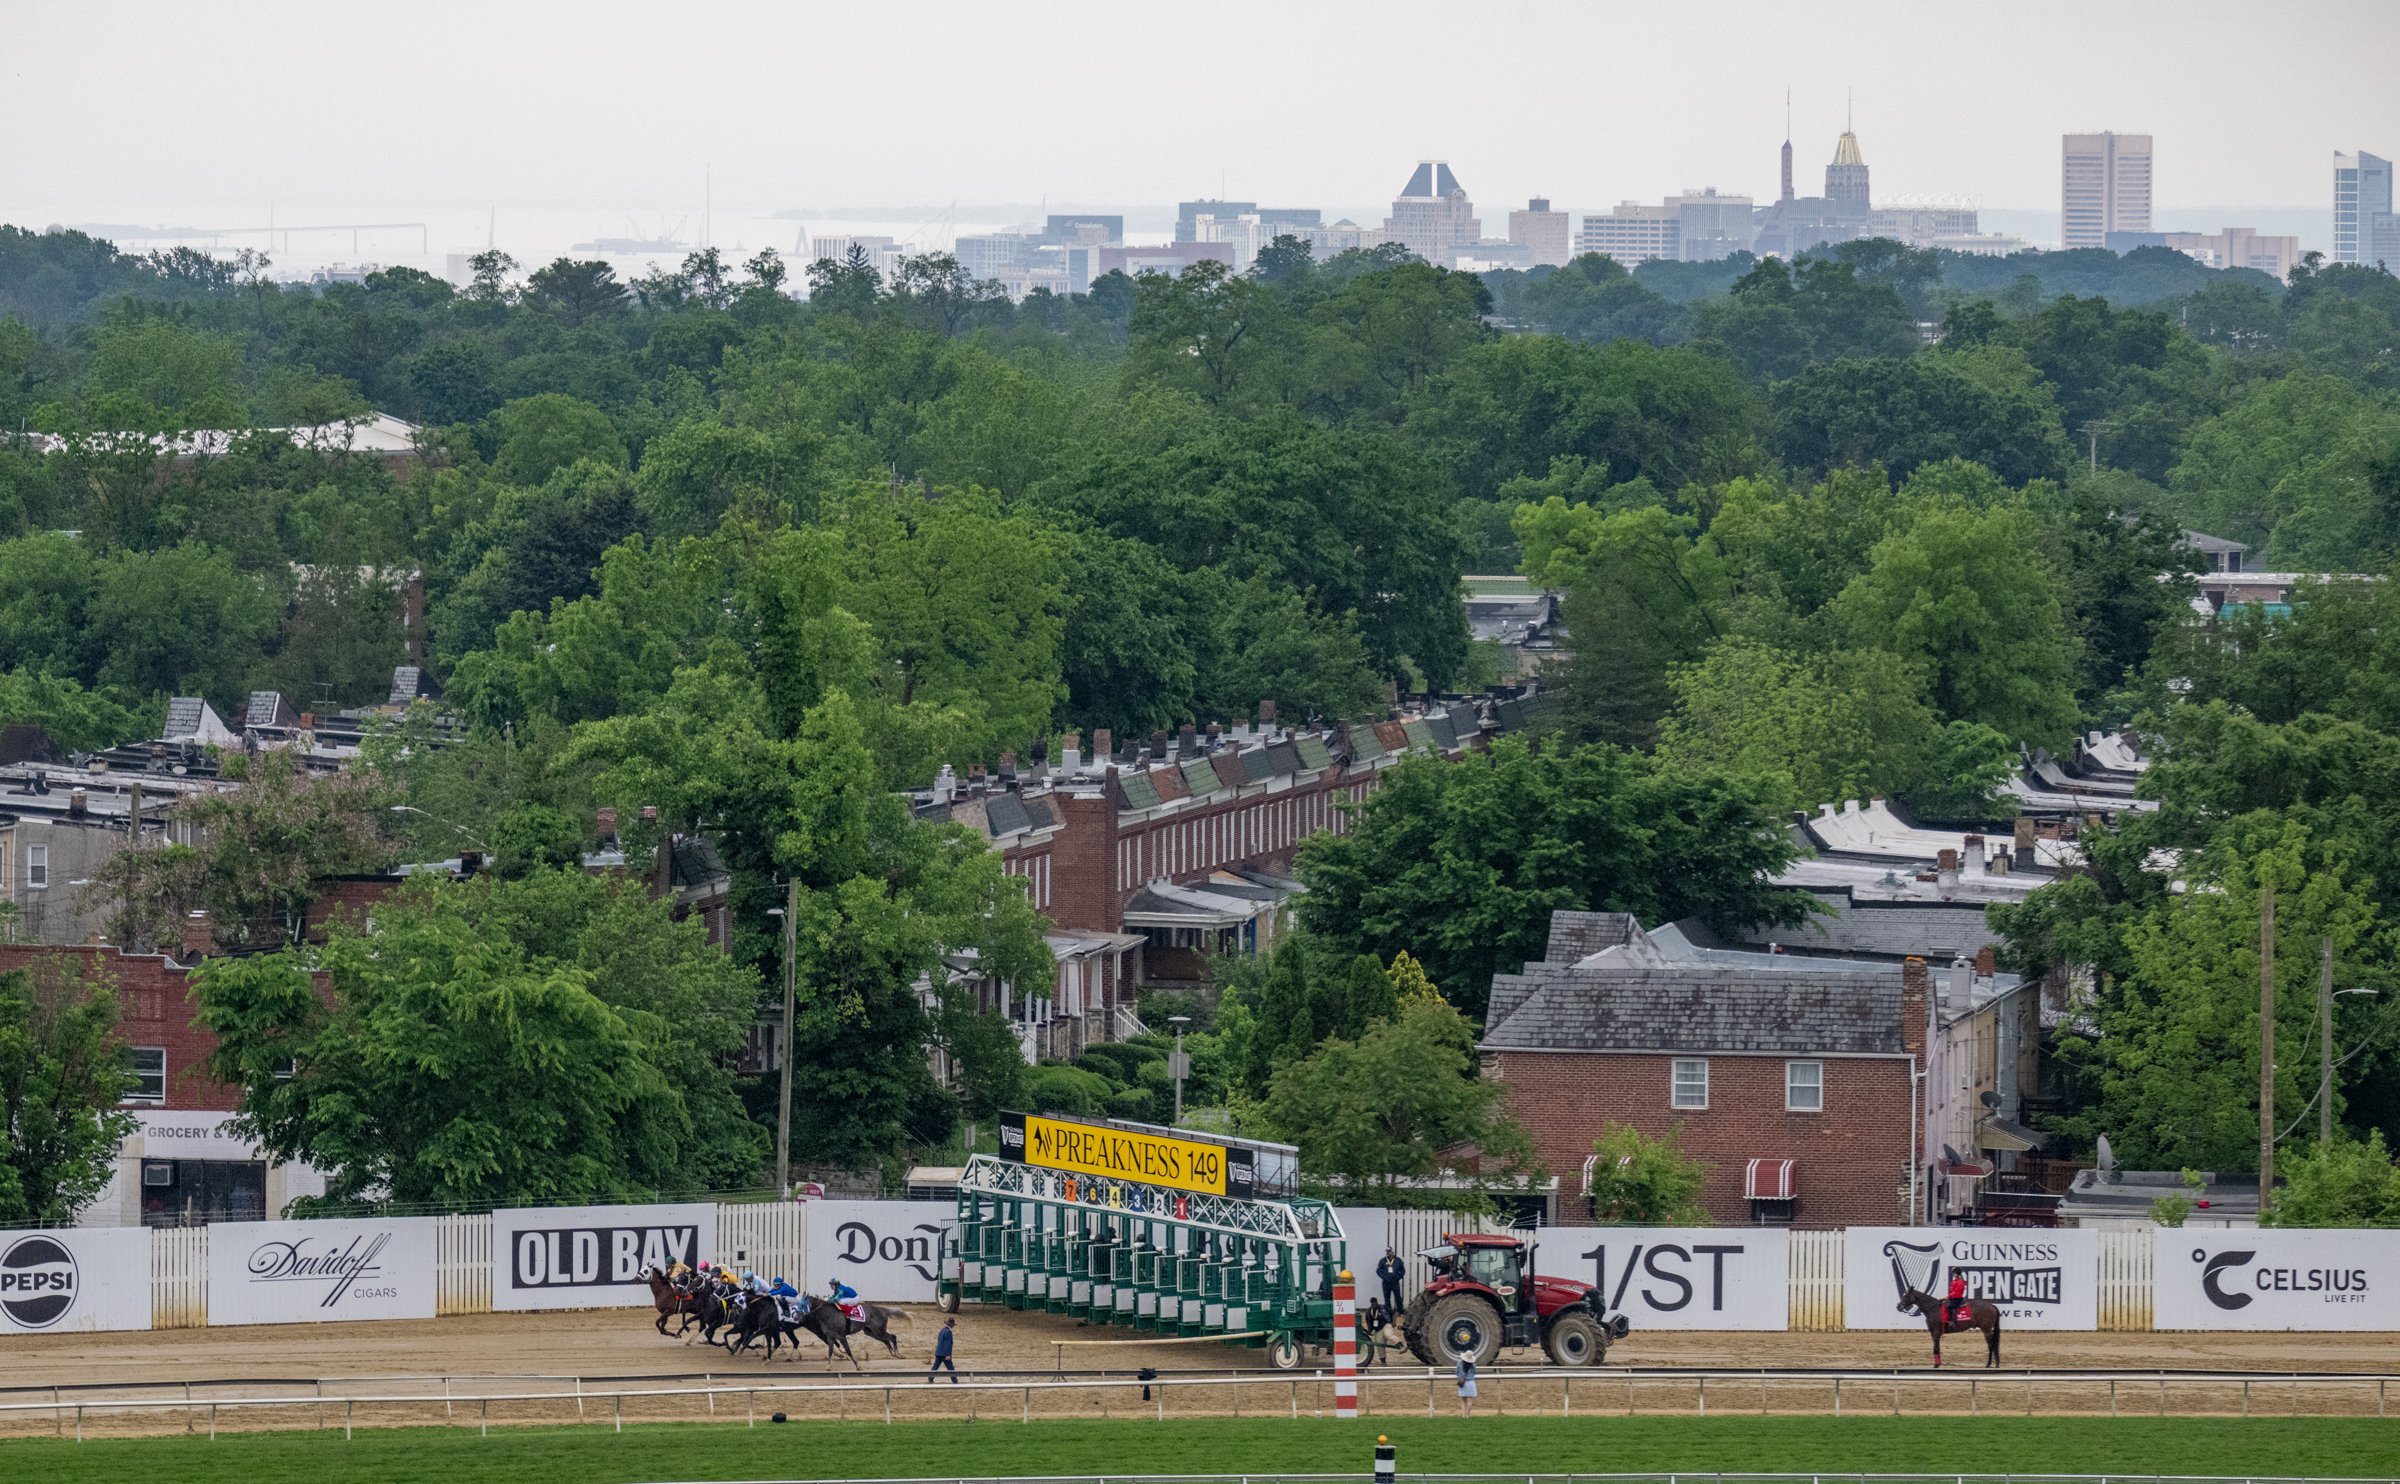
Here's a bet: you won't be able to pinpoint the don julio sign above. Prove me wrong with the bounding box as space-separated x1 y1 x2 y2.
1000 1111 1253 1198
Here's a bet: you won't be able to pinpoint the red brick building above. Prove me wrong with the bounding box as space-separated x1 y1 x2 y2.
1481 911 1927 1229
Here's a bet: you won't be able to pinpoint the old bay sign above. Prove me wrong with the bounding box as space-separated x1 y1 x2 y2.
1000 1111 1254 1199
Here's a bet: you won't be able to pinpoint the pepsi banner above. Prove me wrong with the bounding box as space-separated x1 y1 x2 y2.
209 1218 435 1326
2161 1231 2400 1331
1844 1226 2097 1329
491 1203 714 1311
0 1227 150 1333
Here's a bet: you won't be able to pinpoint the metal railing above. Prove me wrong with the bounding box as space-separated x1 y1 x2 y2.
10 1366 2395 1440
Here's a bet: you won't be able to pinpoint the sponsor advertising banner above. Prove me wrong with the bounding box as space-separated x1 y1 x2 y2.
1554 1228 1790 1330
492 1203 713 1311
130 1110 261 1161
2161 1231 2400 1331
805 1199 956 1304
1000 1111 1253 1198
0 1226 150 1334
1845 1227 2097 1329
208 1218 435 1326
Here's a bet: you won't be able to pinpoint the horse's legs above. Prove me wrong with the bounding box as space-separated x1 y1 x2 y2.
1929 1319 1943 1367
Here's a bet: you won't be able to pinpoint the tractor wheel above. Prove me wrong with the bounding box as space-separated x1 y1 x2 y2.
1543 1311 1604 1367
935 1286 960 1315
1420 1293 1503 1368
1269 1332 1302 1370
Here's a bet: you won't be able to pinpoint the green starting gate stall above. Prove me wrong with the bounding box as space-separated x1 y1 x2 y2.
935 1117 1345 1369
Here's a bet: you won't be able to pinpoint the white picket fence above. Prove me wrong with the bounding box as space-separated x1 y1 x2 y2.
1788 1228 1844 1331
119 1209 2169 1334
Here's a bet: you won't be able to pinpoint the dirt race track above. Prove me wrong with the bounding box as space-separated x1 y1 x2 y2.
2 1305 2397 1440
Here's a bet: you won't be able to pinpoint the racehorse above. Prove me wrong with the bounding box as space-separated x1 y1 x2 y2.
640 1265 711 1339
723 1293 803 1363
1897 1287 2002 1367
794 1294 911 1370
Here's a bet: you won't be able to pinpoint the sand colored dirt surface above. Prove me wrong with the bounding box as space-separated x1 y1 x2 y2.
2 1305 2396 1440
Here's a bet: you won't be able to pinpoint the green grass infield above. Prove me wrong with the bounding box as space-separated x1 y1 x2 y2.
2 1416 2396 1484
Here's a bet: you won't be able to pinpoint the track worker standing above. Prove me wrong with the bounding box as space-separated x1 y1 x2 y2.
928 1317 959 1383
1454 1353 1478 1418
1376 1247 1406 1318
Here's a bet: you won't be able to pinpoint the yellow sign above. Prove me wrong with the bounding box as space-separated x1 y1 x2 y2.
1000 1112 1253 1198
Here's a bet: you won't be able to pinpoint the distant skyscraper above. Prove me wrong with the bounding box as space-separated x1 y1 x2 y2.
2334 151 2394 266
1176 200 1256 243
1781 90 1794 203
2062 132 2153 249
1509 198 1570 267
1382 162 1482 264
1825 132 1869 204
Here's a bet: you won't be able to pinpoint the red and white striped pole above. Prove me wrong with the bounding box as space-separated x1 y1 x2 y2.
1333 1268 1358 1418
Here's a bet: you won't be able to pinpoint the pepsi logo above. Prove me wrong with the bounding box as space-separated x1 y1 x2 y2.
0 1235 79 1329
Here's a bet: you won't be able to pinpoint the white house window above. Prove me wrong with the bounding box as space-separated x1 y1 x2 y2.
126 1047 165 1103
27 844 47 888
1786 1060 1824 1112
1671 1059 1709 1109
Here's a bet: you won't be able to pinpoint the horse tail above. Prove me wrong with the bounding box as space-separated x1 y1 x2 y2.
885 1308 915 1325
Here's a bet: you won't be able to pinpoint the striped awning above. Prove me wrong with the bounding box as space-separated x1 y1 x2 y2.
1743 1158 1796 1201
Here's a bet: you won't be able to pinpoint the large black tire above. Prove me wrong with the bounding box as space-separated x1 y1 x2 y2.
1543 1310 1605 1367
1269 1332 1302 1369
935 1285 960 1314
1420 1293 1503 1367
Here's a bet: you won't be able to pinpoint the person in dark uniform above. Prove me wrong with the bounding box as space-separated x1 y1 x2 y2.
928 1318 958 1382
1376 1246 1407 1316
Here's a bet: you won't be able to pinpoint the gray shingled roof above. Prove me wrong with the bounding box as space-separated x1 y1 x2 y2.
986 792 1033 836
1295 736 1333 771
1481 967 1903 1055
164 698 205 737
246 691 297 728
1746 890 1999 961
1546 910 1636 962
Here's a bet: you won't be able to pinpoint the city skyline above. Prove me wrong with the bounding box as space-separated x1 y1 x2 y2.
3 0 2389 223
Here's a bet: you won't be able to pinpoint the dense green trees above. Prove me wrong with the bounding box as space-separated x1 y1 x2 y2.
0 961 139 1224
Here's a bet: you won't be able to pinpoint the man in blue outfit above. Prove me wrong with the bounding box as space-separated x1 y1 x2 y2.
927 1317 959 1382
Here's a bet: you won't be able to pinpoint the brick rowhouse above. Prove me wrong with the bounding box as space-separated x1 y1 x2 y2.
1481 917 1927 1228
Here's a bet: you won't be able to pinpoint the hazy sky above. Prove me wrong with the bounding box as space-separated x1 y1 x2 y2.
8 0 2393 220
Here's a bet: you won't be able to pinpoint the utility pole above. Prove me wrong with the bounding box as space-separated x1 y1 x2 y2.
2320 937 2336 1145
2080 419 2119 473
2259 882 2276 1195
774 878 799 1198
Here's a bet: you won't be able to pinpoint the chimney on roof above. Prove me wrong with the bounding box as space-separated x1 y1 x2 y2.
1152 729 1169 759
1094 729 1113 761
2013 817 2036 872
181 909 212 962
1975 944 1996 979
596 805 618 841
1205 722 1222 749
299 711 314 730
934 764 957 800
1937 848 1958 891
1179 724 1198 757
1259 699 1276 728
969 764 988 796
1901 957 1929 1056
1060 731 1082 774
68 787 86 818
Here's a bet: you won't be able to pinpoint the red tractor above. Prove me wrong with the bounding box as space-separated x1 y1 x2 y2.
1400 1232 1628 1367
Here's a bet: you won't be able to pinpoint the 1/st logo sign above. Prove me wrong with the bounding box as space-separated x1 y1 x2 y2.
511 1225 698 1289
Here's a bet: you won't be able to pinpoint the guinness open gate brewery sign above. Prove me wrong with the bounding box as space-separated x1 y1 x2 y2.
999 1112 1254 1199
1844 1227 2099 1329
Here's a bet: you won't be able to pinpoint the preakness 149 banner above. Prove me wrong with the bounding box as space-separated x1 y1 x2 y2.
209 1217 435 1326
0 1226 149 1334
1552 1228 1790 1331
2160 1231 2400 1331
492 1203 714 1311
1843 1227 2098 1329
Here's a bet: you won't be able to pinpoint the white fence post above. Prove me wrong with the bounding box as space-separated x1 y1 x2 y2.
149 1225 208 1329
2097 1227 2153 1331
435 1213 493 1315
1788 1229 1843 1331
715 1201 806 1288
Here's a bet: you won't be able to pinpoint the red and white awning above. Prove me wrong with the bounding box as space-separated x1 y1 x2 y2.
1743 1158 1796 1201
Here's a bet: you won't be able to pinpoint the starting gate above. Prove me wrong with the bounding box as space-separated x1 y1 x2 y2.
937 1153 1348 1368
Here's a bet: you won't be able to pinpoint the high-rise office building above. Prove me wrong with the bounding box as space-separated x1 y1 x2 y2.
2062 132 2153 249
1825 132 1870 204
1176 200 1256 243
1508 198 1571 267
2334 151 2394 266
1382 161 1481 264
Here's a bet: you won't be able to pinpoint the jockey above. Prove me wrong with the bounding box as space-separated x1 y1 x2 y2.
828 1277 866 1322
1946 1273 1968 1325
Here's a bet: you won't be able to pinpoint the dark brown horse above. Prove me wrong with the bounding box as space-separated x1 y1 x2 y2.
1898 1288 2002 1367
640 1265 707 1338
795 1296 911 1370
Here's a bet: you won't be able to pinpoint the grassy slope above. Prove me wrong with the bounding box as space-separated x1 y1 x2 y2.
2 1416 2395 1484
